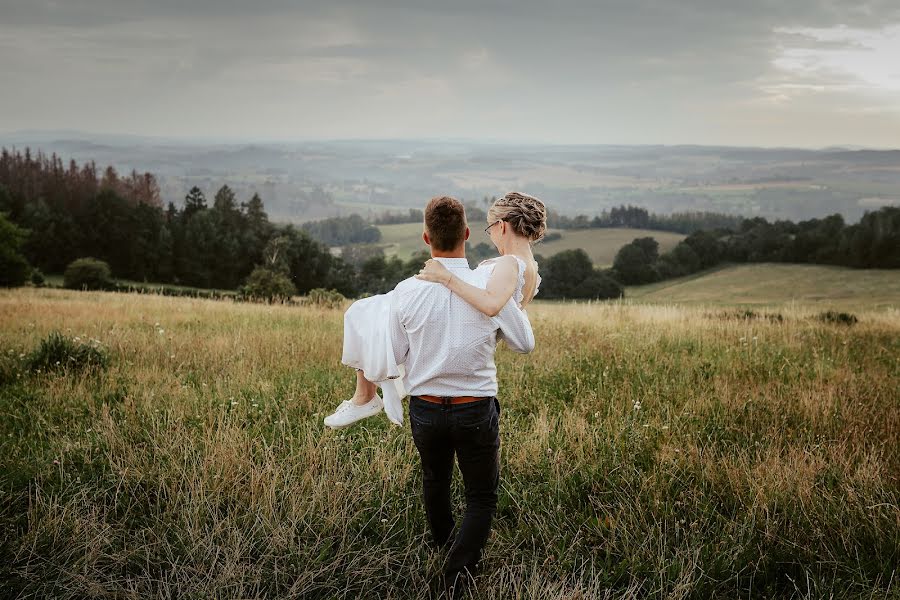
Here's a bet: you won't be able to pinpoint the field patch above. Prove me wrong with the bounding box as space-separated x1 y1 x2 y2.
626 263 900 309
534 228 685 267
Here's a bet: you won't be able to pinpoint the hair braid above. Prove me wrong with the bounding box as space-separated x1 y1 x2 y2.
488 191 547 242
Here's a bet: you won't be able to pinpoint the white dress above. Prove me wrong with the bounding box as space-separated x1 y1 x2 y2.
341 256 539 425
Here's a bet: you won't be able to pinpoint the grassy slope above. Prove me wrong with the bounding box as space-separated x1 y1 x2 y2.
377 224 686 267
626 263 900 310
377 222 429 258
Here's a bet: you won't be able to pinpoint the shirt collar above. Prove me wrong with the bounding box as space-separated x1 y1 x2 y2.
433 257 470 268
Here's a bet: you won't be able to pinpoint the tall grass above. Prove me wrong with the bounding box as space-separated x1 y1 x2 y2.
1 288 898 599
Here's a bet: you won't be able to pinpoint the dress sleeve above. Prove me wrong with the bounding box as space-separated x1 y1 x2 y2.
492 299 535 354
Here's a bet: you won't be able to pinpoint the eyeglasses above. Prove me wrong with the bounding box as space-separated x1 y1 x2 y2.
484 220 503 233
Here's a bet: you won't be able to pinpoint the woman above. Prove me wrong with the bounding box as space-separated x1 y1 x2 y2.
323 192 546 428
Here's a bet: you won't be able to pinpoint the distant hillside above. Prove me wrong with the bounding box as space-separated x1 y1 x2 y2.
625 264 900 309
2 133 898 222
375 224 685 266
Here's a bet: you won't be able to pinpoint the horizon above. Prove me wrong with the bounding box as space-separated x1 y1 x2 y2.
3 128 900 153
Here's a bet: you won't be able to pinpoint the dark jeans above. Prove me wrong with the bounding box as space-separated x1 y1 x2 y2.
409 395 501 578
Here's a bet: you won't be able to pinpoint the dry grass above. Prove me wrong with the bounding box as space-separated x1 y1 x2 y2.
1 288 898 599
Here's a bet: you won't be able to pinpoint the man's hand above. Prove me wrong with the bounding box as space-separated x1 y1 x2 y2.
415 259 453 286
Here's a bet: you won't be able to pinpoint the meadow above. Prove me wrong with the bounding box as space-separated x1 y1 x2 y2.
377 223 685 267
1 287 898 599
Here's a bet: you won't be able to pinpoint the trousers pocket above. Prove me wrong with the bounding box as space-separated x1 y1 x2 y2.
409 397 437 426
457 400 493 430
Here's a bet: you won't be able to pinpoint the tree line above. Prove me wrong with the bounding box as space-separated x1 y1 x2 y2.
0 148 358 296
547 204 745 234
610 209 900 286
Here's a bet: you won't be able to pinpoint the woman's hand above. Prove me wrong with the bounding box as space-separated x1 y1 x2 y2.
415 259 452 286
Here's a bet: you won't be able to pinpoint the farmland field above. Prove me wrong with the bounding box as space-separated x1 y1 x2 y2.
1 287 898 599
377 223 685 267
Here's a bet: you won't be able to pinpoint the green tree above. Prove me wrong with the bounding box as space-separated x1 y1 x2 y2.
539 249 595 298
207 185 244 287
242 192 273 271
183 186 206 219
682 230 723 269
612 238 659 285
78 189 134 276
0 212 31 287
280 226 340 294
180 210 218 287
658 242 701 279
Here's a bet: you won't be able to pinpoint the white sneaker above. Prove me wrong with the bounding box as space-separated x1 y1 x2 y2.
323 395 383 429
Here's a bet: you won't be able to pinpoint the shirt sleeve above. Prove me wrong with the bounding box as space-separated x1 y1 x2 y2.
492 300 535 354
388 289 410 365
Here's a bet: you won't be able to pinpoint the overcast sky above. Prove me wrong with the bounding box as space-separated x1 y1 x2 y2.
2 0 899 147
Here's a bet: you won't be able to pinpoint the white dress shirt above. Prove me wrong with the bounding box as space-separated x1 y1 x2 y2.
388 257 535 398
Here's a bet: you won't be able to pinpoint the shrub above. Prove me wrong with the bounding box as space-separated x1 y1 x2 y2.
817 311 858 326
241 267 297 303
27 332 109 374
302 288 346 309
712 310 784 323
64 258 114 290
30 268 45 286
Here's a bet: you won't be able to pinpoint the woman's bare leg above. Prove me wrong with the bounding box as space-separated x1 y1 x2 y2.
351 369 378 405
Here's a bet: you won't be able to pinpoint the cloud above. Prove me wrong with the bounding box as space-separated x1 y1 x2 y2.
773 24 900 93
1 0 899 146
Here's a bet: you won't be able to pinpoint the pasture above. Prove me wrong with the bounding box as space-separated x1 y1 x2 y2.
377 223 685 267
1 287 898 599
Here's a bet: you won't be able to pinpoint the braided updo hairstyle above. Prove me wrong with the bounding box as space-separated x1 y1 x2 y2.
488 192 547 243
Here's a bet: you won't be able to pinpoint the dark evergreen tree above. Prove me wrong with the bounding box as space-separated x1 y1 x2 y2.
183 186 206 219
0 212 31 287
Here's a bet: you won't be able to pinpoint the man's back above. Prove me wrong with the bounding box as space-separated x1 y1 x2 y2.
389 257 533 397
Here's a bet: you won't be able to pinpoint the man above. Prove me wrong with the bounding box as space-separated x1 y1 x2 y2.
388 196 535 592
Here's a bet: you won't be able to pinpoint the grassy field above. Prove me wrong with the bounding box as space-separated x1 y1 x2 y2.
627 264 900 310
1 288 898 599
376 224 685 267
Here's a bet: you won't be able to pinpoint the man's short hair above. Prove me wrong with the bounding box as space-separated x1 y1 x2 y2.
424 196 467 251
